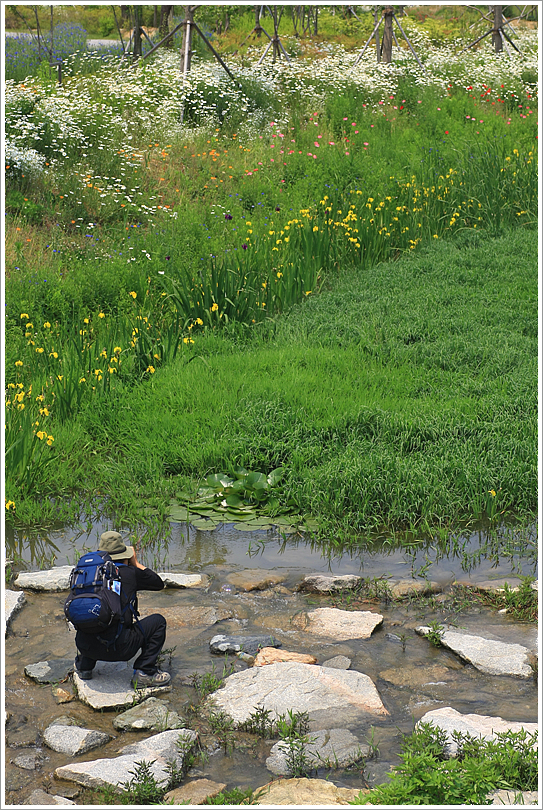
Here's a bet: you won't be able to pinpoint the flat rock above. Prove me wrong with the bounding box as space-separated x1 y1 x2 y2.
297 574 362 593
207 661 388 729
72 661 171 710
253 777 364 805
487 789 539 805
43 723 111 756
379 664 453 689
254 647 317 666
163 778 227 805
159 572 208 588
416 626 534 677
113 697 184 731
266 727 370 775
54 729 197 792
417 707 539 757
322 655 352 670
389 579 441 598
24 659 74 684
210 634 281 656
5 589 26 634
455 577 524 592
225 568 286 591
292 607 383 640
23 789 76 805
14 566 73 591
155 605 235 629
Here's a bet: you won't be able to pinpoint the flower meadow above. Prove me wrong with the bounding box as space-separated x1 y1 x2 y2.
4 19 538 531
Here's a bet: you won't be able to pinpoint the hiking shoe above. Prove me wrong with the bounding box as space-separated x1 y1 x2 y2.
131 669 171 688
73 658 93 680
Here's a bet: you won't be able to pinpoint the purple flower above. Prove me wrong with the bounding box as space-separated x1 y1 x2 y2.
165 255 171 260
275 206 280 211
225 213 233 220
242 243 248 250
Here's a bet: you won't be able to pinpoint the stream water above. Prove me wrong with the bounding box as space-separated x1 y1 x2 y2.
4 521 538 805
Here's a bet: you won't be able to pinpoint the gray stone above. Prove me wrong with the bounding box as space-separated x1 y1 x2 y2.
113 697 184 731
159 572 208 588
207 661 388 728
14 566 73 591
72 660 171 710
379 664 453 689
23 789 76 805
253 777 363 805
416 626 534 677
487 789 539 805
225 568 286 591
266 728 370 776
25 659 74 684
5 769 33 791
54 729 197 792
5 589 25 634
210 634 281 656
155 605 235 629
417 707 538 757
297 574 362 593
12 751 41 770
292 607 383 640
322 655 351 670
43 723 111 756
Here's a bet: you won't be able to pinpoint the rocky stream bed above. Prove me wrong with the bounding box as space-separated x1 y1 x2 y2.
4 564 539 806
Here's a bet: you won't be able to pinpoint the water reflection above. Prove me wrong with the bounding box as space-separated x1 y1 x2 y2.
5 515 537 584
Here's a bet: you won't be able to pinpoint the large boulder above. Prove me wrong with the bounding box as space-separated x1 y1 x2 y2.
5 589 25 634
14 567 73 591
416 626 534 677
292 607 383 640
54 729 197 792
207 661 388 729
266 728 370 775
417 707 539 757
253 777 365 805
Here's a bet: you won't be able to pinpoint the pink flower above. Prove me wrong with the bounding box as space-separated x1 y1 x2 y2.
363 142 369 146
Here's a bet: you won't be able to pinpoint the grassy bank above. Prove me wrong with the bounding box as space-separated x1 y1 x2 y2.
7 226 537 536
4 20 538 540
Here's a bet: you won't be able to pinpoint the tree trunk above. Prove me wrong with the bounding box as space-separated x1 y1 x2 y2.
375 6 381 63
181 6 194 74
120 6 130 26
132 5 142 61
159 4 173 47
382 6 393 63
313 6 318 35
493 5 503 52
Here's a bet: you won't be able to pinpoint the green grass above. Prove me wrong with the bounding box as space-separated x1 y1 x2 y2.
11 226 534 536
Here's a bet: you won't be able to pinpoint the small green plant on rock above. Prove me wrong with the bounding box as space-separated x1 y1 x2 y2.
426 620 445 647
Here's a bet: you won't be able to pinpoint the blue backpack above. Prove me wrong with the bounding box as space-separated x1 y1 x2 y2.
64 551 134 643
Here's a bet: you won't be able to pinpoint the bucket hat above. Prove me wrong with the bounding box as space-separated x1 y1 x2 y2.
99 531 135 561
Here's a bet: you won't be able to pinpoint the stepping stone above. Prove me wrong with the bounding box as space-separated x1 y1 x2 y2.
5 589 25 634
253 648 317 666
43 722 111 756
210 634 281 656
416 625 534 677
12 751 42 770
22 789 76 805
292 607 383 640
266 728 370 775
225 568 286 591
25 659 74 684
159 572 208 588
207 661 388 729
379 664 453 689
113 697 184 731
14 567 73 591
54 729 197 792
487 789 539 805
72 661 171 710
297 574 362 593
164 778 228 805
253 777 364 805
417 707 538 757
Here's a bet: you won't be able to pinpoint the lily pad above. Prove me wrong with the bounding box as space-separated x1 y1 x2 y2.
192 518 220 531
267 467 284 486
207 473 234 488
169 506 189 522
233 523 262 532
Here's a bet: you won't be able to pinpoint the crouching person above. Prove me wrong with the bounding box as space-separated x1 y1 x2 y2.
73 531 170 688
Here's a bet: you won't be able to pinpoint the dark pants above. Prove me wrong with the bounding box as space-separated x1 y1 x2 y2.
76 613 167 674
